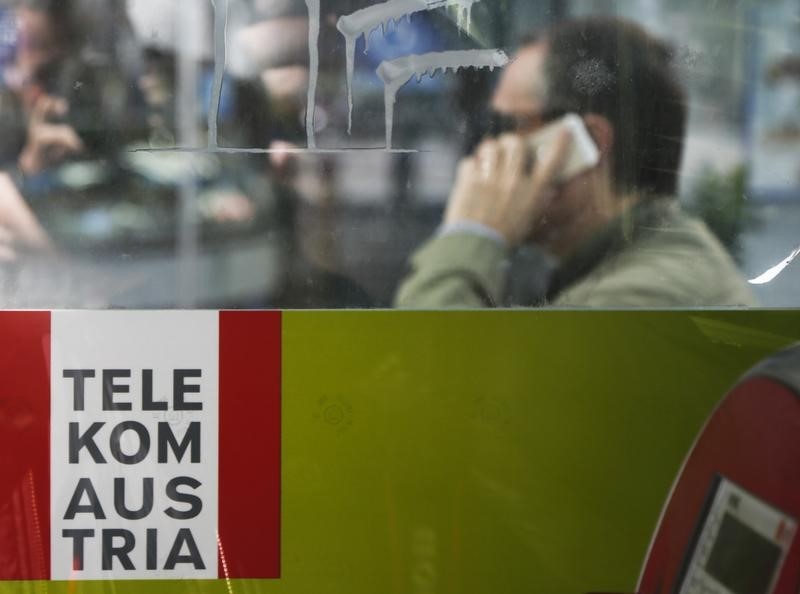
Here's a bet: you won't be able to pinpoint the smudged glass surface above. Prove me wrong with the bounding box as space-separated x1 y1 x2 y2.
0 0 797 308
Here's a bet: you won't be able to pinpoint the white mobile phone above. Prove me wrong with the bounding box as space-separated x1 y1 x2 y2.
528 113 600 182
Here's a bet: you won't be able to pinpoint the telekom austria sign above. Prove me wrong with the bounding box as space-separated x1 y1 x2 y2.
0 311 281 581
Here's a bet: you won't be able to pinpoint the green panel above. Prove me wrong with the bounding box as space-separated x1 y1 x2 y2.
4 311 800 594
279 311 799 594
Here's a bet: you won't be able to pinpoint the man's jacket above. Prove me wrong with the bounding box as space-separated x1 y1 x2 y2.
395 201 757 308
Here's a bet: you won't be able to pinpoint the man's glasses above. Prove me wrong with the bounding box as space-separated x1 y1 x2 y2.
487 109 567 137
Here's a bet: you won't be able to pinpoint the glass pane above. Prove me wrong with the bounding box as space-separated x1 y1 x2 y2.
0 0 797 307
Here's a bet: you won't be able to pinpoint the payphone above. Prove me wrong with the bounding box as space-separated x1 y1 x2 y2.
638 345 800 594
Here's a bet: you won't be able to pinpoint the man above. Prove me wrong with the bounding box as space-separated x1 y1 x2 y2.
395 17 756 308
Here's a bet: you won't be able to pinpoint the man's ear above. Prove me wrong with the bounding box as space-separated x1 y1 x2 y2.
582 114 614 159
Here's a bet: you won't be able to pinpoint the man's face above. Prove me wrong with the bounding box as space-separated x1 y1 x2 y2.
490 43 604 254
491 43 550 134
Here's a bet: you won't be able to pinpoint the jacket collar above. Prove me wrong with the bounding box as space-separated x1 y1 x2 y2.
544 198 676 302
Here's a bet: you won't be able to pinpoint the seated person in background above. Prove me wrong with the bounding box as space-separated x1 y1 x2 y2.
0 0 141 176
0 0 146 263
395 17 756 308
0 0 84 175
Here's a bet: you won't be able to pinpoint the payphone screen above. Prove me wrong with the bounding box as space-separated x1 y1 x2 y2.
705 512 782 594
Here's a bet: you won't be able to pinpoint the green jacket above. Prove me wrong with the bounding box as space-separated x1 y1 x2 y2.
395 202 757 308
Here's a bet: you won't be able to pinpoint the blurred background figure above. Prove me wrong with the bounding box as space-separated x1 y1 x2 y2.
0 0 140 173
0 0 288 308
0 0 140 274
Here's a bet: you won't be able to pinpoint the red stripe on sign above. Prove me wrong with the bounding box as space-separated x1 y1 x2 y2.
0 312 50 580
219 311 281 579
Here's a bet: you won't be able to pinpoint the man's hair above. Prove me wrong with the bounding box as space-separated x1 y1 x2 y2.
531 17 687 197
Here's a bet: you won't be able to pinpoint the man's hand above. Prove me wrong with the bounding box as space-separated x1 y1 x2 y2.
444 132 570 247
18 95 84 176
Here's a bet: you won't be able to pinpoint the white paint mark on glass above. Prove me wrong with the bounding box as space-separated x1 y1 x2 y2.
209 0 228 148
305 0 320 148
176 0 206 306
337 0 483 135
377 49 508 148
748 246 800 285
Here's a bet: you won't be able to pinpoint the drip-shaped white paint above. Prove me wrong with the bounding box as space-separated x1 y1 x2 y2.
305 0 320 148
337 0 483 135
463 0 476 30
209 0 228 149
377 49 509 148
344 34 356 135
749 246 800 285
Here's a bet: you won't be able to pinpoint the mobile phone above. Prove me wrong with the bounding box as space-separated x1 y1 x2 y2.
528 113 600 182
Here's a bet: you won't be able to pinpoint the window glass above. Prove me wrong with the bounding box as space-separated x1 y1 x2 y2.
0 0 797 308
